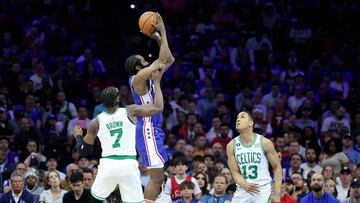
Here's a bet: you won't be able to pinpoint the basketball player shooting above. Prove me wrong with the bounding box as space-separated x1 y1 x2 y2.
125 12 174 202
226 111 282 203
73 70 164 203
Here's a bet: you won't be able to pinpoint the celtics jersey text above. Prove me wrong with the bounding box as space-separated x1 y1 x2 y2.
233 133 272 185
96 108 136 157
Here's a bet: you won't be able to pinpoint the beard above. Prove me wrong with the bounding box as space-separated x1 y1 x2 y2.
307 159 315 164
312 184 322 192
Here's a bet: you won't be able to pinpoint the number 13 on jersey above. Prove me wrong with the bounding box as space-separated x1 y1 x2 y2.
110 128 123 148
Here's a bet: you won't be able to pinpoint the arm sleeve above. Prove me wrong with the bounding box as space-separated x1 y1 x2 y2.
163 179 172 195
191 177 202 195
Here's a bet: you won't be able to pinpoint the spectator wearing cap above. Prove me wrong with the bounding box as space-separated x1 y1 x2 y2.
342 134 354 154
77 155 90 169
337 166 353 201
25 170 44 196
300 173 337 203
301 147 323 178
45 156 66 181
347 133 360 165
342 179 360 203
296 106 318 133
0 171 35 203
252 107 272 136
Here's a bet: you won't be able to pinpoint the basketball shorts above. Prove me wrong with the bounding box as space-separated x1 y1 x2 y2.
232 182 272 203
136 123 168 168
91 158 144 202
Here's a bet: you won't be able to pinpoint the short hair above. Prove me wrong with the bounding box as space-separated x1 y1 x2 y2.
70 171 84 183
173 156 187 166
125 55 142 75
82 168 93 176
214 174 228 184
100 86 120 108
11 171 24 181
180 181 195 190
240 109 254 121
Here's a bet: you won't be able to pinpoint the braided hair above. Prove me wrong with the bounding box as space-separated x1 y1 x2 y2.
125 55 142 75
100 86 120 108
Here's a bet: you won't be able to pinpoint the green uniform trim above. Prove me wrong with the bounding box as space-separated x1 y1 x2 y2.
91 190 106 200
238 133 257 148
103 155 136 160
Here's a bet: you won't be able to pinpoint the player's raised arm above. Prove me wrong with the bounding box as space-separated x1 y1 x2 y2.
263 137 282 203
127 70 164 118
226 141 259 195
73 118 99 157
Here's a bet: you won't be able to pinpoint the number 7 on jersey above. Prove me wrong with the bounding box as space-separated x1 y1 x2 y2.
110 128 123 148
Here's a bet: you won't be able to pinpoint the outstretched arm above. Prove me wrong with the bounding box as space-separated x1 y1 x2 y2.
226 141 259 195
127 70 164 117
73 118 99 157
264 138 282 203
132 13 174 95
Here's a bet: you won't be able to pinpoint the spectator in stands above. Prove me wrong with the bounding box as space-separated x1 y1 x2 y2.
212 124 232 149
322 165 336 182
342 178 360 203
300 173 337 203
324 179 338 199
321 106 351 138
194 171 209 196
199 174 232 203
39 171 66 203
175 181 198 203
63 171 92 202
164 156 202 201
56 91 78 120
3 162 27 193
301 147 323 178
336 166 353 201
0 171 35 203
291 172 308 201
14 117 41 149
60 163 80 191
284 153 304 178
348 133 360 165
320 139 349 174
0 108 17 139
45 156 66 181
82 168 94 189
25 170 43 196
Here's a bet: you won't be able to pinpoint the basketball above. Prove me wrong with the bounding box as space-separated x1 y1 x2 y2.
138 11 158 34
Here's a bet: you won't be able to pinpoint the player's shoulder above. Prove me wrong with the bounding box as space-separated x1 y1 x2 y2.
260 135 275 151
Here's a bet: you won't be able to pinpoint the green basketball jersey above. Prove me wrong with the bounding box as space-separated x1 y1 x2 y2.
233 133 272 185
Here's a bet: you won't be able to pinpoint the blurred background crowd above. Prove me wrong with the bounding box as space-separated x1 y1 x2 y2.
1 0 360 202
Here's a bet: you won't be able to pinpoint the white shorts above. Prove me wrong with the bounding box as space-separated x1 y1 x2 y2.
91 157 144 202
232 182 272 203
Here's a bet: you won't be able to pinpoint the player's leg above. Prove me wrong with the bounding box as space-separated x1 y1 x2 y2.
91 159 119 201
118 159 144 202
137 125 167 201
144 167 164 201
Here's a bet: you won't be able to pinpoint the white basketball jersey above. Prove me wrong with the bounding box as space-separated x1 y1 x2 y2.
97 108 136 157
233 133 272 185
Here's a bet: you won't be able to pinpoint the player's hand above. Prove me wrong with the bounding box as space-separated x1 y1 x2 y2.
141 31 161 42
155 12 165 33
73 126 83 138
242 182 259 195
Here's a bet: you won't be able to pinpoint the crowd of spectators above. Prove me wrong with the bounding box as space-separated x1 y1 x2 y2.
1 0 360 202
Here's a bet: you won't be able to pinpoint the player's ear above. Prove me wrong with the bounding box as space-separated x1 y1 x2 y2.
249 120 254 127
